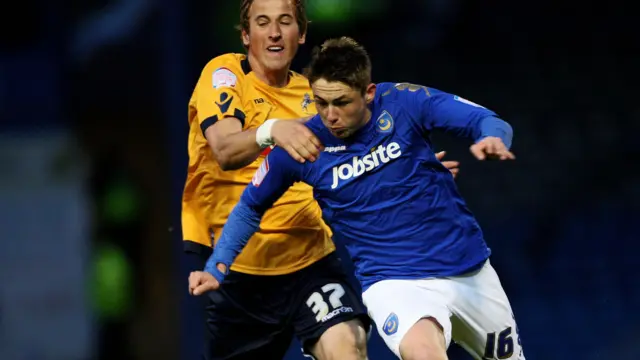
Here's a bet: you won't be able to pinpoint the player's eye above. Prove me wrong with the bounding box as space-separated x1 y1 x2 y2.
279 16 293 25
334 101 350 107
315 100 327 107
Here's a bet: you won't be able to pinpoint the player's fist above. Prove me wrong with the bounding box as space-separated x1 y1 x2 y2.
188 271 220 296
272 120 324 163
470 137 515 161
435 151 460 178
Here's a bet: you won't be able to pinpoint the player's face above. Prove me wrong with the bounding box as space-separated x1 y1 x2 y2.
243 0 306 74
312 79 376 139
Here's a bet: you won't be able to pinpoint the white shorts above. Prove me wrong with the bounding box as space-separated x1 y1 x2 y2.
362 260 525 359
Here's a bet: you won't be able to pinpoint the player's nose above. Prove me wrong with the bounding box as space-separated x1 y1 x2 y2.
326 106 339 123
269 33 282 41
268 24 282 41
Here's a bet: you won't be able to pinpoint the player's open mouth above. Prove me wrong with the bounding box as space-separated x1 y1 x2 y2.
330 128 348 136
267 46 284 53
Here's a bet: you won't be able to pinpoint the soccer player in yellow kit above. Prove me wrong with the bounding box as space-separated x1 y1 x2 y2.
183 1 459 359
182 1 369 359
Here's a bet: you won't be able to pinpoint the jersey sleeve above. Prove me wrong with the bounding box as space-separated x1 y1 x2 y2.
204 147 306 280
241 146 305 212
193 56 247 136
404 84 498 140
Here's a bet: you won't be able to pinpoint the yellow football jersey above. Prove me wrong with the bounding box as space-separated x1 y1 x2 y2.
182 53 335 275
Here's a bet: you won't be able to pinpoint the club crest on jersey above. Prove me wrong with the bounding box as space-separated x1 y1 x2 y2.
212 67 237 89
301 93 314 112
376 111 394 133
383 313 399 335
252 157 270 187
453 95 485 108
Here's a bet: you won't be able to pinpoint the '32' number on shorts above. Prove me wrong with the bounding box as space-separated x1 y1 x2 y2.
306 283 346 322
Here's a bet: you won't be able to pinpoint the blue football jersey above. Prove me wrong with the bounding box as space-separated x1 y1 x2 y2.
209 82 512 290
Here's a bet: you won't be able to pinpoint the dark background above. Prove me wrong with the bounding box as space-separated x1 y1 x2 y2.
0 0 637 359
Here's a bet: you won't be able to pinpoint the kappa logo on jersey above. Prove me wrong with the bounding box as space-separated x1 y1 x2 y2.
376 111 394 133
331 142 402 189
216 92 233 113
382 312 399 335
212 67 237 89
252 157 270 187
454 95 485 108
324 145 346 153
301 93 314 112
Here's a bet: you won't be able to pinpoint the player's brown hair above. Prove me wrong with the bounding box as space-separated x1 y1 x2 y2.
238 0 309 35
304 37 372 94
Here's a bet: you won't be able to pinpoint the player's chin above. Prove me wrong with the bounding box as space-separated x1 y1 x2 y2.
262 53 293 70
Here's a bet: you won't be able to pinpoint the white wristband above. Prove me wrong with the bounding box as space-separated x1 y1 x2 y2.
256 119 278 148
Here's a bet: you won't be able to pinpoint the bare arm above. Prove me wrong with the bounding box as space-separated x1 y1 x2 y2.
205 118 263 171
205 117 323 171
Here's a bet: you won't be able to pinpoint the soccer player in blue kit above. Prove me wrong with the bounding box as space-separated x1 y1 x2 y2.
190 37 525 360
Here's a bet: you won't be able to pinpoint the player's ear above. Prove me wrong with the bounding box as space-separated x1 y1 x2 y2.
241 29 250 47
298 30 306 45
365 83 376 104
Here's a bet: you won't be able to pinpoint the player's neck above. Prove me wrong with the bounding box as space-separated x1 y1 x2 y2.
348 108 373 138
359 107 373 129
248 55 290 88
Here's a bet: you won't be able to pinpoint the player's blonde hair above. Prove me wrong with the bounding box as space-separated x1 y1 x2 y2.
304 37 372 94
238 0 309 36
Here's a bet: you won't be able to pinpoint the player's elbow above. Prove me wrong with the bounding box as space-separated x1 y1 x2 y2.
205 137 241 171
210 147 242 171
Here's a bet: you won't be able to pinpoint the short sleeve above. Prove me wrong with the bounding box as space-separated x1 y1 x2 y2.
193 55 247 136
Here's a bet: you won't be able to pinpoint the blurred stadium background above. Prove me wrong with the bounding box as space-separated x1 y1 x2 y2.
0 0 637 359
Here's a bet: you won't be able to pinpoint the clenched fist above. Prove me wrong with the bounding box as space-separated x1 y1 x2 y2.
189 271 220 296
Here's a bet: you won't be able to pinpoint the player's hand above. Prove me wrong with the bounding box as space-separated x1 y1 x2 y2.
435 151 460 178
469 137 515 161
271 120 324 163
188 271 220 296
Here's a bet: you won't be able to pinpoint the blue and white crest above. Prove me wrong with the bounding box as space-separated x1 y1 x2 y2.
376 111 394 133
382 312 399 335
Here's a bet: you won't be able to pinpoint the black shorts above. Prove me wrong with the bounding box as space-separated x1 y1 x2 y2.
188 245 368 360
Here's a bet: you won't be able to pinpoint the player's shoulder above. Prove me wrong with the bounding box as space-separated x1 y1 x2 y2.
202 53 246 73
288 70 308 84
374 82 397 98
200 53 250 89
374 82 434 116
375 82 431 102
285 70 313 95
303 115 332 141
